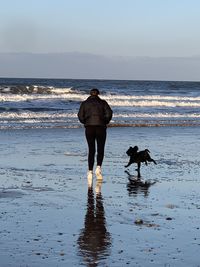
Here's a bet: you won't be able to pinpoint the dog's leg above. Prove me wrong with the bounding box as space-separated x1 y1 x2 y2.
148 158 157 165
125 160 132 168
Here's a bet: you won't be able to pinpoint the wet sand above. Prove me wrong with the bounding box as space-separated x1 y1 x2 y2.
0 126 200 267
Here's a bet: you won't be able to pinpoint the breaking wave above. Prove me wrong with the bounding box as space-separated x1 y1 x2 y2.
0 78 200 129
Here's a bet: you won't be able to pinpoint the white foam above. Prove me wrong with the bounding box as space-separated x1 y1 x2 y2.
114 113 200 118
107 99 200 107
103 94 200 101
50 87 74 94
0 111 199 126
2 87 11 93
0 112 77 120
102 94 200 107
1 89 200 108
0 92 85 102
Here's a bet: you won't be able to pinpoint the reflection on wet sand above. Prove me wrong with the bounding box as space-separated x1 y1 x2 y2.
77 180 111 267
125 170 156 197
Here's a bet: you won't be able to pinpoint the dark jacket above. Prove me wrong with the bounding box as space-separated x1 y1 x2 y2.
78 95 113 126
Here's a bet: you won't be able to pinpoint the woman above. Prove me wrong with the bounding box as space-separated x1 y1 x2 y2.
78 88 113 185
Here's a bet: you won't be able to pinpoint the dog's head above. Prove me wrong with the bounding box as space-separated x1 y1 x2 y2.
126 146 138 156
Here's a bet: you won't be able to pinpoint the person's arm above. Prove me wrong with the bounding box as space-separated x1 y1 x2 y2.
78 102 85 124
103 101 113 124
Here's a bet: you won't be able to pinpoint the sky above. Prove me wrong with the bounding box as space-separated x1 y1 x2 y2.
0 0 200 80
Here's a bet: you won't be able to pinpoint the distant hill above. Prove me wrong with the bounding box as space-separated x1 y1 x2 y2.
0 52 199 81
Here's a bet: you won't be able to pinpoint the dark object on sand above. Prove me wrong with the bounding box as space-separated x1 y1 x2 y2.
134 219 144 225
125 146 157 178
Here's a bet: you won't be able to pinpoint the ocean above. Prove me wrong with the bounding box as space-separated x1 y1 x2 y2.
0 78 200 129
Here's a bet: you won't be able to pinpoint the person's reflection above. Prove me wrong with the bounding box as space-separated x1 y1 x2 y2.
77 180 111 267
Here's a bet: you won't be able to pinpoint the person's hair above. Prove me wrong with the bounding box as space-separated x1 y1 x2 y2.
90 88 100 96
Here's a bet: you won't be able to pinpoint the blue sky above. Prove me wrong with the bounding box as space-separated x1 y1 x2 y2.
0 0 200 80
1 0 200 56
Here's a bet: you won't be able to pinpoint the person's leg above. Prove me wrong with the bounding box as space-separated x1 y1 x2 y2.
85 126 96 171
96 126 107 167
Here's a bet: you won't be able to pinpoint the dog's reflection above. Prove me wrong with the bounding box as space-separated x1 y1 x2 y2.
77 183 111 267
125 170 156 197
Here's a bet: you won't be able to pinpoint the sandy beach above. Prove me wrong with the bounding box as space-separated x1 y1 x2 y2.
0 126 200 267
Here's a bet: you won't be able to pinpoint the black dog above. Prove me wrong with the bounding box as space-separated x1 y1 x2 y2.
125 146 157 178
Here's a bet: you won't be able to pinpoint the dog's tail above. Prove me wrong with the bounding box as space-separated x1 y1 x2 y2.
145 149 150 153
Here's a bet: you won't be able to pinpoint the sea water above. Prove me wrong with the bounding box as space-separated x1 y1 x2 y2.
0 78 200 129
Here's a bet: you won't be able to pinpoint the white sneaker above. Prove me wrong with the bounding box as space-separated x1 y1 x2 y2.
87 170 93 188
95 166 102 176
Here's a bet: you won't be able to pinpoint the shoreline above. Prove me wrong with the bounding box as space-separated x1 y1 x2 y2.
0 126 200 266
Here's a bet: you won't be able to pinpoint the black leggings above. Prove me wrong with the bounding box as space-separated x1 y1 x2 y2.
85 126 107 170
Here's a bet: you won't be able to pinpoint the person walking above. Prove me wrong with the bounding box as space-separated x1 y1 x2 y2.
78 88 113 185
